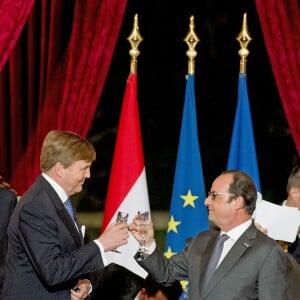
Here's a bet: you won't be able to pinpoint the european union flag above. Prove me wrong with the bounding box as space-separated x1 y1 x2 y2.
227 73 261 195
164 74 209 298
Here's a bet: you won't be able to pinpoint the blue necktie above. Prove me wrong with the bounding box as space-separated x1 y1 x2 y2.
203 234 229 288
64 198 75 220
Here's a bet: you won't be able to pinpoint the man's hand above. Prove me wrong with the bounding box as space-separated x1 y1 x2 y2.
129 214 154 247
71 279 91 300
97 222 129 251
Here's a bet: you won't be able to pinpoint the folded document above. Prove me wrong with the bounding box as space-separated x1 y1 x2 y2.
254 200 300 243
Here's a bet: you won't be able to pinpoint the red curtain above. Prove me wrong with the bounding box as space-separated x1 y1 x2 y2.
0 0 35 71
0 0 35 188
0 0 128 195
255 0 300 155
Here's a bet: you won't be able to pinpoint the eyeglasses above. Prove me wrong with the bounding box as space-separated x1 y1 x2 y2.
207 191 236 200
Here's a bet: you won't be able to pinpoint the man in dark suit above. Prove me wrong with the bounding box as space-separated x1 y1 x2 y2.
0 184 17 293
130 170 299 299
1 130 129 300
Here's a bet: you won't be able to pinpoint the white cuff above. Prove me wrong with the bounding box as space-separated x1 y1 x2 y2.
145 241 156 254
93 239 107 265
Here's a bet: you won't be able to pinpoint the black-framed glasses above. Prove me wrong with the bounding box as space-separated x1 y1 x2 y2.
207 191 236 200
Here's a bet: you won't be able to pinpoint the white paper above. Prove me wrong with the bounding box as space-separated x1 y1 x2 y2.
254 200 300 243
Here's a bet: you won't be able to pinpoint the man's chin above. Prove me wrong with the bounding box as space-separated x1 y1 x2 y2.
73 186 83 194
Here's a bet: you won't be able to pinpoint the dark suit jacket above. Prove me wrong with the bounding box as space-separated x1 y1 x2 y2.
0 187 17 293
137 222 299 300
1 175 103 299
288 236 300 264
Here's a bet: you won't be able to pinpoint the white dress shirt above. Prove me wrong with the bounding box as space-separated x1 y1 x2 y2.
217 218 252 267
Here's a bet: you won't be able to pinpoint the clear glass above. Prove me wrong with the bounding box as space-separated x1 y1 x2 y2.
136 211 149 260
111 211 129 253
116 211 129 224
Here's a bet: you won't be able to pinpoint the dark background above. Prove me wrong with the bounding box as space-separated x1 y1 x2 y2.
81 0 298 212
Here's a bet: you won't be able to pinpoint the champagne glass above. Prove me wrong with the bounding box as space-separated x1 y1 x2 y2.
116 211 129 224
111 211 129 253
136 211 149 260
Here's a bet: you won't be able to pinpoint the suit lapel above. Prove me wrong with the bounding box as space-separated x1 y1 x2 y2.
199 231 220 289
39 176 84 247
203 223 257 296
56 207 83 246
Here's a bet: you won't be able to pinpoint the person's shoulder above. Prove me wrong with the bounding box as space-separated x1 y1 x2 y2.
252 223 279 245
191 229 219 244
0 185 15 195
197 228 219 237
21 175 52 202
252 227 287 257
0 186 17 204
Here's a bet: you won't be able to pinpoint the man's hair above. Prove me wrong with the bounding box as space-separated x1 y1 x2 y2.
287 165 300 192
91 263 144 300
221 170 257 215
143 275 183 300
40 130 96 172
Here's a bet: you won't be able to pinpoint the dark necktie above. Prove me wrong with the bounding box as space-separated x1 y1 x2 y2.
203 234 229 288
64 198 75 220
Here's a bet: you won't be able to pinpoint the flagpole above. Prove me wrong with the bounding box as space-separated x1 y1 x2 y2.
127 14 143 74
227 12 262 195
235 13 287 252
102 13 150 277
236 13 252 74
184 15 199 75
165 16 209 299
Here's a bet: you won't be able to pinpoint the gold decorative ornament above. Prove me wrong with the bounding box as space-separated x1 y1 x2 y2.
236 13 252 74
127 14 143 74
184 15 200 75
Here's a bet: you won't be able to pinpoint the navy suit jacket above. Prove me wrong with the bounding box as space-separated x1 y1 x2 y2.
137 222 300 300
0 187 17 293
1 175 103 299
288 232 300 264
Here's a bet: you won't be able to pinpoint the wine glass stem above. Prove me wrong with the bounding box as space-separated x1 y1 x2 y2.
140 234 146 251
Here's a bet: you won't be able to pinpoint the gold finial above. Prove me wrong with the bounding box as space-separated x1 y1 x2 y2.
127 14 143 74
236 13 252 74
184 15 199 75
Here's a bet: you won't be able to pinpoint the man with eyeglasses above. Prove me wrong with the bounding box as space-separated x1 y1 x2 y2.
130 169 300 299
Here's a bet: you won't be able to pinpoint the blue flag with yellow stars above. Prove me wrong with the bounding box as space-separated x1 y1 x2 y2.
227 73 262 199
164 74 209 298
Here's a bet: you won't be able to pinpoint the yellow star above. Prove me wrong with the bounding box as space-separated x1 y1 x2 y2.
167 215 181 233
180 280 189 291
164 246 176 259
180 189 198 208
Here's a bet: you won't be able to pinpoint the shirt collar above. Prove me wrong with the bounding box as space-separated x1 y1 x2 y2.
42 173 68 204
221 219 252 242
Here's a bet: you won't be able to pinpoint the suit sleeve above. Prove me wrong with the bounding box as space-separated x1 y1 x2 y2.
136 244 189 283
18 200 104 286
0 189 17 288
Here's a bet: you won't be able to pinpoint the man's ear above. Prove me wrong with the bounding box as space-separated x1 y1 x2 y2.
234 195 245 210
290 186 300 199
54 162 64 178
139 287 147 298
